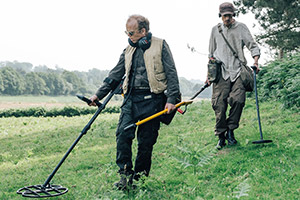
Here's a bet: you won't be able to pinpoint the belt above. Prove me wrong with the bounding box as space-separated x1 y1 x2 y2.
131 88 151 95
133 86 150 90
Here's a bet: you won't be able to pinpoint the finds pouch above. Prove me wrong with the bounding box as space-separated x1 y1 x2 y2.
131 92 181 125
131 93 164 120
207 59 222 83
240 63 254 92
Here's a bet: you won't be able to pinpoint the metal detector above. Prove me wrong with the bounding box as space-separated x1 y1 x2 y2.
124 83 209 131
17 79 124 198
124 100 194 131
251 66 272 144
177 83 209 114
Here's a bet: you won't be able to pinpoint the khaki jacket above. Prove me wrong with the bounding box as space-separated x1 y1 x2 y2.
123 36 167 94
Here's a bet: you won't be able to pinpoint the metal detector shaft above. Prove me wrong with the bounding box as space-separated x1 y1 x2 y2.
251 66 272 144
42 79 123 188
177 83 209 114
252 66 263 140
190 83 209 100
42 104 103 187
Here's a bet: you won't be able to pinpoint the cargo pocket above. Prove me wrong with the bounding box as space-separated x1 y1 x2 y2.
132 94 159 120
211 93 220 111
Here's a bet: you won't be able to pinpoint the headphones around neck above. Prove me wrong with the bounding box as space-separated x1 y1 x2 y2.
128 32 152 50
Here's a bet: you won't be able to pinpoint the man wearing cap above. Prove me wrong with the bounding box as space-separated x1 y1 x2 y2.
206 2 261 149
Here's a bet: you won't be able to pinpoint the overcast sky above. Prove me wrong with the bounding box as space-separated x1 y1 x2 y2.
0 0 267 81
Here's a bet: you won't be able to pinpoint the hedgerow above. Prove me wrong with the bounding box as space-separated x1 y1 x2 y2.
0 106 120 118
257 53 300 111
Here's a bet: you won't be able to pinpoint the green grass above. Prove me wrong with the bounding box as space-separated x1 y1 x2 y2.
0 99 299 199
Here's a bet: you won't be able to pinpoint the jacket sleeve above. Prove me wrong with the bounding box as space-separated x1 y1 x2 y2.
95 49 126 100
241 24 260 58
162 40 180 104
208 26 217 58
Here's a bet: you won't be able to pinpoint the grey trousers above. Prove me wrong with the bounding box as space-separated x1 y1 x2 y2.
212 76 246 135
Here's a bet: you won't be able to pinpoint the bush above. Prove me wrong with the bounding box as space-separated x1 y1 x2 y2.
0 106 120 118
257 53 300 111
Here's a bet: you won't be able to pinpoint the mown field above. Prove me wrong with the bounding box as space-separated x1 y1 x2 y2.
0 96 299 199
0 95 122 110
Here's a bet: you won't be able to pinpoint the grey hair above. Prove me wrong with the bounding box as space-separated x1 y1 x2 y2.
127 14 150 32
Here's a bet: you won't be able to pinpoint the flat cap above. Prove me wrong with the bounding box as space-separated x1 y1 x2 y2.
219 2 236 16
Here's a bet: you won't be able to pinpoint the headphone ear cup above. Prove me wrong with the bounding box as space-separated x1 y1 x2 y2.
138 32 152 50
138 36 147 47
127 32 152 50
219 13 221 17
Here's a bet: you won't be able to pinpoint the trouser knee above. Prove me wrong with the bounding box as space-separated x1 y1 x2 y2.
229 98 245 109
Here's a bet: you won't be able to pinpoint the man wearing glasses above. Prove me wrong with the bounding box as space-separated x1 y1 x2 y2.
89 14 180 189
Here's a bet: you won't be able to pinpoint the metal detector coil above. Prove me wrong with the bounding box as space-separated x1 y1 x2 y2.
17 184 68 198
17 77 124 198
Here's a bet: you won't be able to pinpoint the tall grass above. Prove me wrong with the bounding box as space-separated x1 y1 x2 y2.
0 100 299 199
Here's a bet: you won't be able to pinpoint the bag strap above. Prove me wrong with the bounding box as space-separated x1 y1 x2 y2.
217 23 244 65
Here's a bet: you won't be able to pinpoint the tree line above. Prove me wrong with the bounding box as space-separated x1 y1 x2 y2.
234 0 299 58
0 61 108 96
232 0 299 111
0 61 210 98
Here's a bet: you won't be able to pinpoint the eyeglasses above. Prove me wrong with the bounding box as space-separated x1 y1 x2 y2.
124 29 141 36
124 30 135 36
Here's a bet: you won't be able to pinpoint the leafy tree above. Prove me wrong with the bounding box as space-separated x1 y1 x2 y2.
37 72 68 95
62 70 87 95
0 73 4 93
0 67 25 95
0 61 33 73
234 0 300 57
24 72 49 95
87 68 109 86
74 68 109 94
33 65 52 73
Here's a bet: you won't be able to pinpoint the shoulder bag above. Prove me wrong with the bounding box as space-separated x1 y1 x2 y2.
217 23 254 92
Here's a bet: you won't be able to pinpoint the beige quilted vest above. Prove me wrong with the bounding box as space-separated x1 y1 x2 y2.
123 36 167 94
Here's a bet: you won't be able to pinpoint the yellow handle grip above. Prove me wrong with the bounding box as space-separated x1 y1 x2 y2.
135 100 193 126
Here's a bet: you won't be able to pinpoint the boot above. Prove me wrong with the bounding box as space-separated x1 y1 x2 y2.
216 132 226 150
114 173 137 190
114 167 134 190
113 176 128 190
226 129 237 145
132 170 147 183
